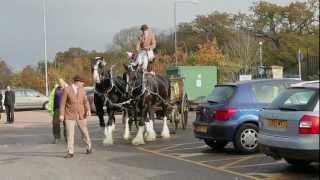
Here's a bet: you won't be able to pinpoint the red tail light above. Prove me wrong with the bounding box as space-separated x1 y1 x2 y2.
215 107 237 121
299 115 319 134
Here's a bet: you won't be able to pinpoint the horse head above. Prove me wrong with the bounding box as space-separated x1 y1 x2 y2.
123 64 143 96
92 57 108 84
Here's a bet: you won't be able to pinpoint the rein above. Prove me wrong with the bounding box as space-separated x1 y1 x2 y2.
130 72 170 105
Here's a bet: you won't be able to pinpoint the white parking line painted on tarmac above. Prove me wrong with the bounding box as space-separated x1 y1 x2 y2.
173 152 207 158
161 145 208 152
156 142 204 151
221 156 259 168
200 154 266 163
137 147 260 180
200 157 247 163
228 160 286 169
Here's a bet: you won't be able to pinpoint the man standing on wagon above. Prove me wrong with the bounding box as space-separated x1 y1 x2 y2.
134 24 157 72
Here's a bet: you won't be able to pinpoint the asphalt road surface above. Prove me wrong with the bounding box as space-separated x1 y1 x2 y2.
0 111 319 180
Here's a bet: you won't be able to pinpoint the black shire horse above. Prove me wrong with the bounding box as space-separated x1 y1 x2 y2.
92 58 133 145
124 65 172 145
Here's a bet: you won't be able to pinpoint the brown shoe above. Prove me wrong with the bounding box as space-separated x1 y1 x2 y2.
86 148 92 154
64 153 74 159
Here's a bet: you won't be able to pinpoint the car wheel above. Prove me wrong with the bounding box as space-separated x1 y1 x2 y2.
234 123 259 154
285 159 311 167
204 139 228 150
43 102 49 110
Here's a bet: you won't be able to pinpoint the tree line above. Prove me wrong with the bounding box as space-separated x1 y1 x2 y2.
0 0 319 93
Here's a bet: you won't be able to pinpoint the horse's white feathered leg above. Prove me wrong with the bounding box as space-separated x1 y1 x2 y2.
111 122 115 131
161 116 170 139
145 121 156 141
132 126 145 145
103 125 114 145
123 118 130 140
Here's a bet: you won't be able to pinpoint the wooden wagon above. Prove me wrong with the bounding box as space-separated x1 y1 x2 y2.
167 77 189 132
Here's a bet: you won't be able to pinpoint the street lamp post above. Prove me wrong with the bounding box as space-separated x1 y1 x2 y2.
43 0 49 96
259 41 263 67
258 41 263 78
174 0 199 66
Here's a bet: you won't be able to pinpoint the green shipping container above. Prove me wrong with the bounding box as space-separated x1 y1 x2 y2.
166 66 218 101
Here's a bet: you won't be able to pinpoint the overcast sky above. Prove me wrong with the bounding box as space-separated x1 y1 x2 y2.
0 0 299 71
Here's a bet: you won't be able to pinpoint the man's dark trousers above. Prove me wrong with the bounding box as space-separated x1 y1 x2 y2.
5 105 14 123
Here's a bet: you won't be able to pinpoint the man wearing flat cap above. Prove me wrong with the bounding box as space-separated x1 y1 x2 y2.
134 24 157 71
59 75 92 158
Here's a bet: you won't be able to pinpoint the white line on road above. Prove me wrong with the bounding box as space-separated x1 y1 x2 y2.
161 145 208 152
200 157 247 163
228 160 286 169
137 147 260 180
172 152 207 158
156 142 204 151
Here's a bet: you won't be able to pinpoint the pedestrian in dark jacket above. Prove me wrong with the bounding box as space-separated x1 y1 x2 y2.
48 79 69 144
4 86 15 124
0 92 3 121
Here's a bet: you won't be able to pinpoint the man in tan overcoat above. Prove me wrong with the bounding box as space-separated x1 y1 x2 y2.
59 75 92 158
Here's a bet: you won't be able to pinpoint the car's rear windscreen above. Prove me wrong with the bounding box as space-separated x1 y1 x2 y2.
268 88 319 111
206 86 236 103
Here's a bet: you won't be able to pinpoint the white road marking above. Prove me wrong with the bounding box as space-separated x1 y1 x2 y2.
200 157 247 163
228 160 286 169
173 152 208 158
161 145 208 152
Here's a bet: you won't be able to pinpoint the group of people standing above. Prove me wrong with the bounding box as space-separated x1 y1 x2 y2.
48 75 92 158
0 86 16 124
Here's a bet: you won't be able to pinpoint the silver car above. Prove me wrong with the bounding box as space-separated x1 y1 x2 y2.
258 81 319 166
9 89 49 110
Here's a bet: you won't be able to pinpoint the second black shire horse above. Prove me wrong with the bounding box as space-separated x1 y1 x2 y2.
124 64 172 145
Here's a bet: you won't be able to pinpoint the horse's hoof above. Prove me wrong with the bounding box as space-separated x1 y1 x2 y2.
161 132 170 139
123 134 131 141
145 137 156 142
103 139 114 146
132 139 145 145
144 132 148 138
145 133 157 142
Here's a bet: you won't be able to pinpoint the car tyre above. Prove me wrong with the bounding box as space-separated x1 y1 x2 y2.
285 159 311 167
204 139 228 150
43 102 49 110
234 123 259 154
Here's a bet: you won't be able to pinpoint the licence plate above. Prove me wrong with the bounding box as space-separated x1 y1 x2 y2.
194 126 208 133
268 119 288 129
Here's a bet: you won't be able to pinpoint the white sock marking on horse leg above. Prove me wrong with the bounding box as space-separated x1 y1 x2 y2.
161 116 170 139
144 122 149 138
132 126 145 145
144 114 150 138
103 126 114 145
145 121 156 141
111 123 115 131
123 118 130 140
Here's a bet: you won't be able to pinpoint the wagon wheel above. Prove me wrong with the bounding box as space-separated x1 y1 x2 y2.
180 94 189 130
170 106 179 134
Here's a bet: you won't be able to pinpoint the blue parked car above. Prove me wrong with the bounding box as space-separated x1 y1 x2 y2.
193 79 300 153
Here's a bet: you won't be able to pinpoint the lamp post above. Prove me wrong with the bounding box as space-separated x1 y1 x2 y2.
259 41 263 67
258 41 263 78
43 0 49 96
174 0 199 66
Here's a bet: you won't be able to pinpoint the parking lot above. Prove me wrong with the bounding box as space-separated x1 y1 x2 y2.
0 111 319 180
